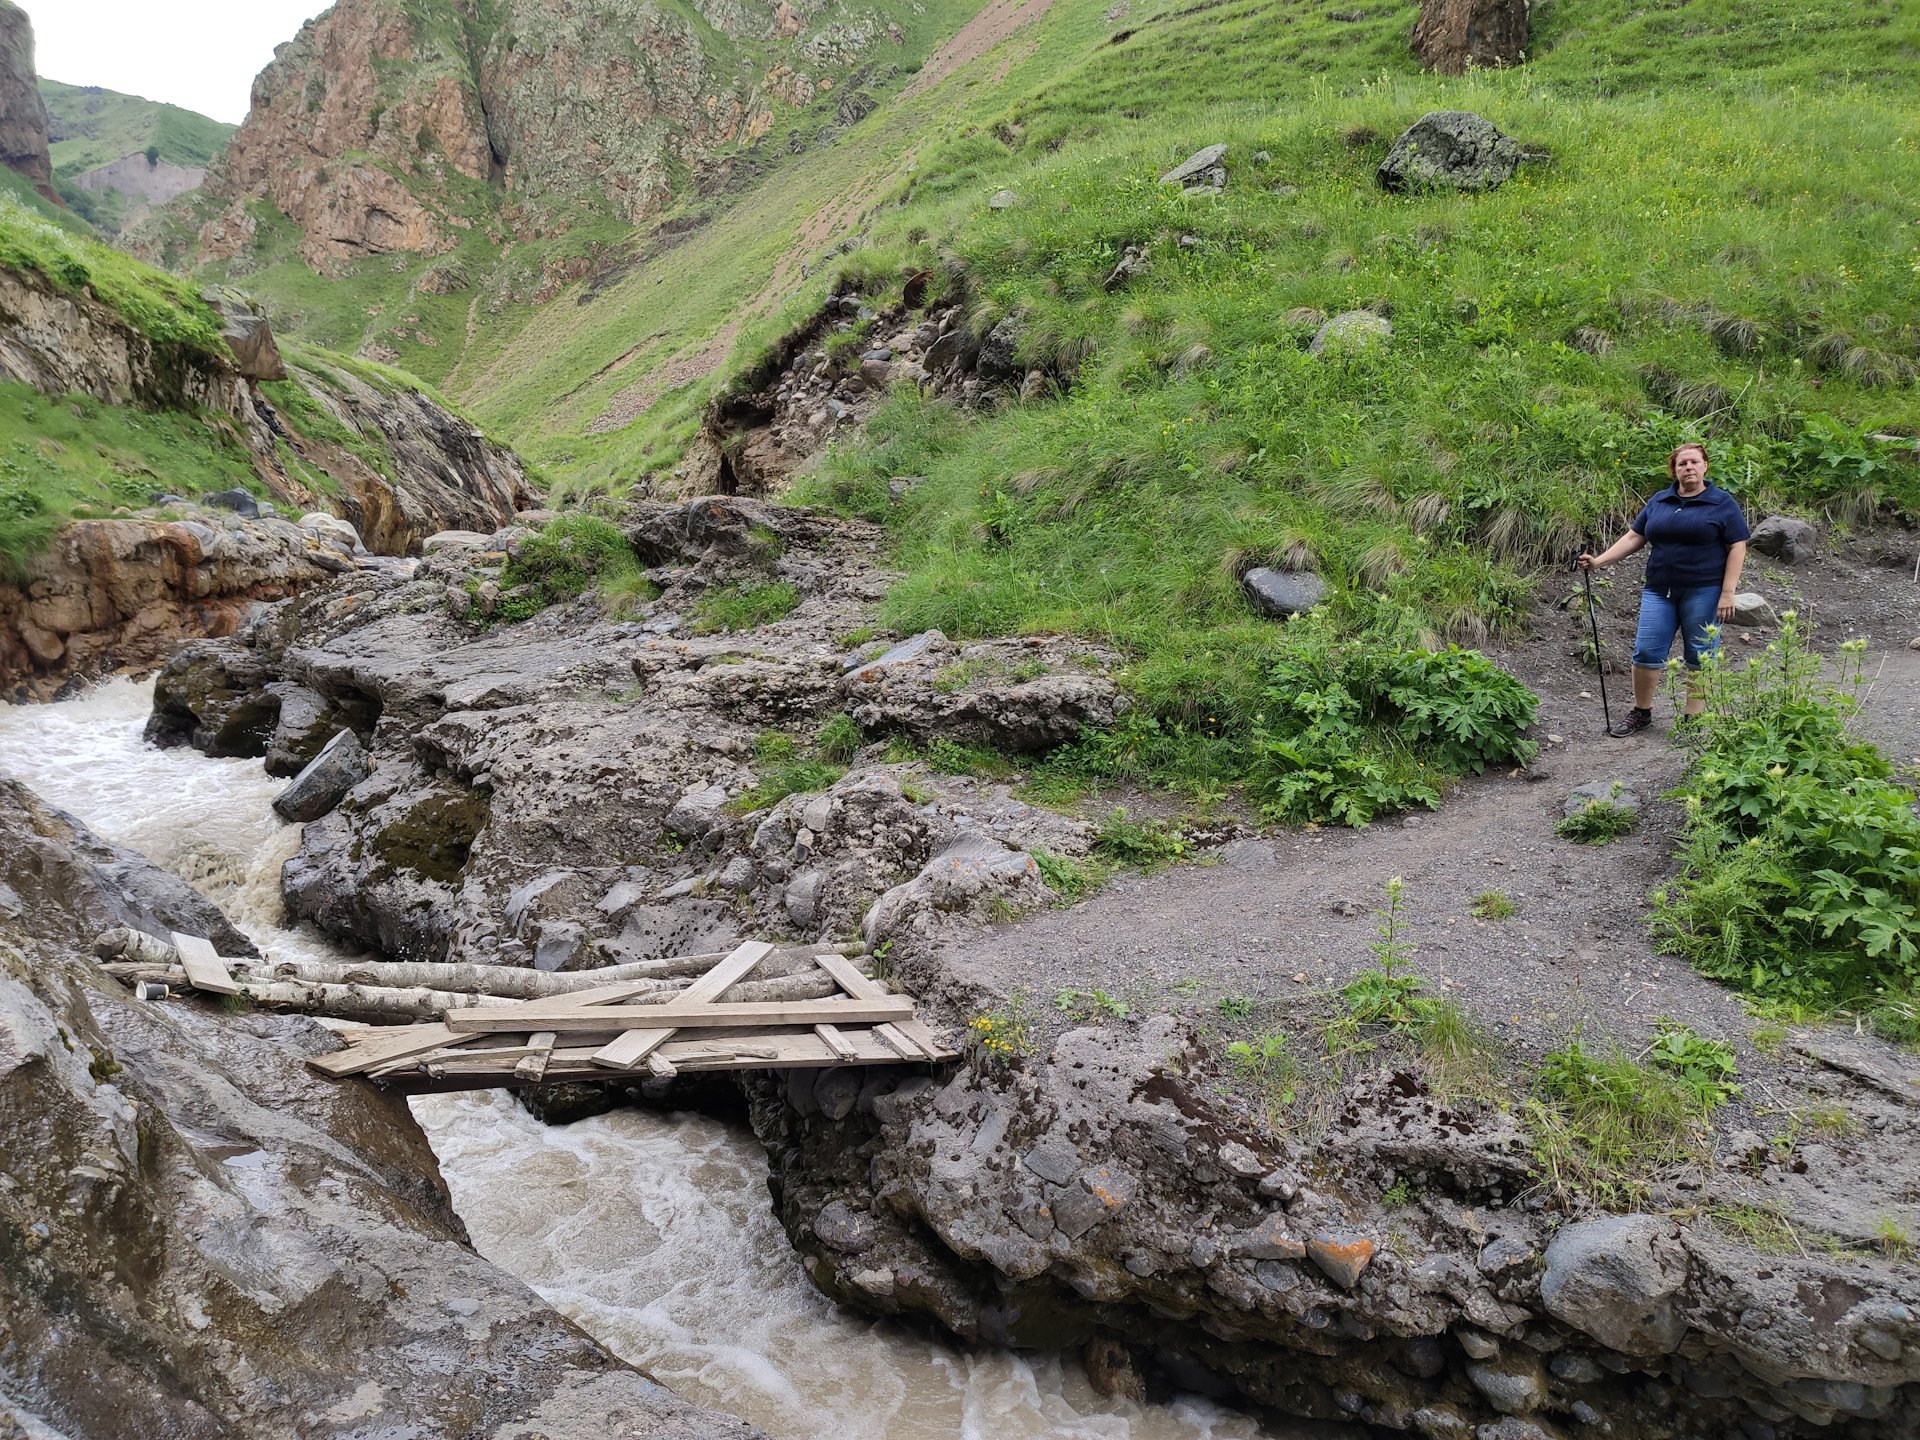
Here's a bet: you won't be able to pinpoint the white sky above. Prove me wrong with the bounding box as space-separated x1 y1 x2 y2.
29 2 336 125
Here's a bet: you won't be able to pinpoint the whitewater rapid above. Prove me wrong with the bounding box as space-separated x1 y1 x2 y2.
0 678 1281 1440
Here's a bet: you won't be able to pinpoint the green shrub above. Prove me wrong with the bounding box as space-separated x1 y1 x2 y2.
1247 634 1538 826
1647 1020 1742 1114
690 581 799 634
498 513 640 618
1653 615 1920 1008
1092 807 1187 869
1557 792 1640 845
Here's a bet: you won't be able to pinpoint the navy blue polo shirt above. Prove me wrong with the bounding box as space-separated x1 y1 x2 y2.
1631 482 1750 593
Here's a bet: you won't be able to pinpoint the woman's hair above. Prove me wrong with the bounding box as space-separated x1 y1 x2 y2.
1666 442 1709 478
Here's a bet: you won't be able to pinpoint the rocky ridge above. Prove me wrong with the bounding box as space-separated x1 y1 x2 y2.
158 0 914 274
0 772 763 1440
141 489 1920 1439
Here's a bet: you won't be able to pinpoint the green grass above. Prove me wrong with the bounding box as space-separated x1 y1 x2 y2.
0 382 260 577
689 581 800 634
0 196 223 359
41 79 234 177
1529 1036 1706 1207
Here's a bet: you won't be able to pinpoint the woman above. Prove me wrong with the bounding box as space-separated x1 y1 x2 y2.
1577 442 1749 737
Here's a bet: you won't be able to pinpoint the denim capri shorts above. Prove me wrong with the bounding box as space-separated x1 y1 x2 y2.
1632 585 1722 669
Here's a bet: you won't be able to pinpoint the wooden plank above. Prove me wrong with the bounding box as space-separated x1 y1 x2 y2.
309 975 687 1078
171 933 240 996
590 940 775 1071
816 953 954 1058
644 1054 678 1079
514 1031 557 1083
449 996 913 1035
875 1022 931 1060
814 1023 857 1060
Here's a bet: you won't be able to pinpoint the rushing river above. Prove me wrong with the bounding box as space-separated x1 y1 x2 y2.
0 679 1282 1440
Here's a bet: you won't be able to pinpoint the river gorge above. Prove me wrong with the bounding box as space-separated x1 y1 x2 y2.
0 678 1281 1440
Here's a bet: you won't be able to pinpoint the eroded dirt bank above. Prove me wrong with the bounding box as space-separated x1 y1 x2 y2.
138 491 1920 1439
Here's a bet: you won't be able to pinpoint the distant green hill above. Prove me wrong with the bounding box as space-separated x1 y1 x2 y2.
39 78 232 178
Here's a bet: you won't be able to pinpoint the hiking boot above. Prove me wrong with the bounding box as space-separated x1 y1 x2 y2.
1609 707 1653 738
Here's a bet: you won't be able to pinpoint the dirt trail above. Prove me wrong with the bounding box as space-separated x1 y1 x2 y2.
941 539 1920 1065
898 0 1054 103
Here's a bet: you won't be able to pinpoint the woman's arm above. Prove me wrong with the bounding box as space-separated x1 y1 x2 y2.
1717 540 1748 622
1577 529 1646 571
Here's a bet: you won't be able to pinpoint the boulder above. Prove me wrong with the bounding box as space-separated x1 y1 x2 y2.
1241 567 1328 618
1378 111 1521 193
1749 515 1818 564
1411 0 1531 77
299 511 366 555
1732 592 1776 627
201 286 289 382
863 834 1047 944
201 487 262 518
976 316 1024 383
1539 1214 1689 1356
1159 143 1227 188
1310 310 1394 357
989 188 1019 209
272 729 370 823
1562 780 1638 819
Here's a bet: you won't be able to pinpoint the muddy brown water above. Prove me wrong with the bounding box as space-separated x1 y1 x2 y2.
0 679 1292 1440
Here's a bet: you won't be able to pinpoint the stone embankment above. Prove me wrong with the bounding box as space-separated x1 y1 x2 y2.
0 773 763 1439
143 488 1920 1439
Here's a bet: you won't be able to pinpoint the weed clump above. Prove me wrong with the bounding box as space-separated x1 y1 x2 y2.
498 514 640 621
1557 788 1639 845
690 581 799 635
1528 1037 1702 1207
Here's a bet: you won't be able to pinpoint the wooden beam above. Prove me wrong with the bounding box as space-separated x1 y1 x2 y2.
170 933 240 996
447 997 913 1035
513 1031 557 1083
814 1023 857 1060
590 940 775 1071
815 953 955 1059
308 975 689 1078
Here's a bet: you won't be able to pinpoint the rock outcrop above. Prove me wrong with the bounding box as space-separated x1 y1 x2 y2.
1411 0 1531 76
0 773 762 1440
1378 111 1522 194
174 0 908 273
0 514 341 702
0 1 51 189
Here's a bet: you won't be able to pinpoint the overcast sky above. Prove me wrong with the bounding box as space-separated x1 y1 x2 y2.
30 2 335 125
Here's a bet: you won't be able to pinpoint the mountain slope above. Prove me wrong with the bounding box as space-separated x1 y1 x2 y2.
40 78 233 176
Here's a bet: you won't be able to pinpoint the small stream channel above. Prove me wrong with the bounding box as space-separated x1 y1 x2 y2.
0 679 1287 1440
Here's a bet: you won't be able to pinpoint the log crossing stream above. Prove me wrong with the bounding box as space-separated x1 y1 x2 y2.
0 678 1291 1440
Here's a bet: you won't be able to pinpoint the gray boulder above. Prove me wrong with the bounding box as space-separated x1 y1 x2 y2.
272 729 370 823
1562 780 1638 819
1732 591 1776 627
1242 567 1328 618
1159 143 1227 188
976 316 1024 382
1378 110 1521 193
988 188 1019 209
1750 515 1818 564
201 488 261 519
1310 310 1394 357
1539 1214 1690 1355
202 285 289 382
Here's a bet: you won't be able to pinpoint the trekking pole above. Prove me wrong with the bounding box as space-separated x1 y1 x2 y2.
1578 541 1613 735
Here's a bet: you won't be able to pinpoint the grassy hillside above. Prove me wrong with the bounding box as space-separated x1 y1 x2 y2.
40 79 234 177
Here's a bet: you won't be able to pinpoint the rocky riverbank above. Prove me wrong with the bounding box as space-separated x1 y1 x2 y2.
135 490 1920 1439
0 772 762 1439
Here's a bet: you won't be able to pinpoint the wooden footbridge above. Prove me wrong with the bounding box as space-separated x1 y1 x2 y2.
96 932 958 1088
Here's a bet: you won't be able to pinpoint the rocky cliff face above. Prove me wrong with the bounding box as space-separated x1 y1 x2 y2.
0 258 536 696
70 153 207 225
0 1 51 188
183 0 901 272
0 774 764 1440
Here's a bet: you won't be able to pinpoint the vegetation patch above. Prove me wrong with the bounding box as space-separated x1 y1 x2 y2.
1528 1036 1707 1208
689 581 799 635
1653 616 1920 1011
497 514 640 621
0 382 260 577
